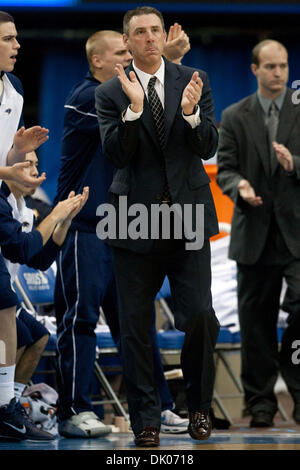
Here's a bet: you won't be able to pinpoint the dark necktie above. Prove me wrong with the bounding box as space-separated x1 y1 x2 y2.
267 101 279 175
147 76 171 203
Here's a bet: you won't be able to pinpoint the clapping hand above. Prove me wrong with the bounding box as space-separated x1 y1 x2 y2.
7 161 46 188
238 179 263 206
13 126 49 154
115 64 144 113
65 187 89 222
164 23 190 63
51 187 89 225
181 71 203 116
273 142 294 173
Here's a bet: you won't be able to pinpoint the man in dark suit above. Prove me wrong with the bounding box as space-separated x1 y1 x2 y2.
217 39 300 428
95 6 220 447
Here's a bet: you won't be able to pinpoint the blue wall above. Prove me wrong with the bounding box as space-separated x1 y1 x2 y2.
38 50 88 200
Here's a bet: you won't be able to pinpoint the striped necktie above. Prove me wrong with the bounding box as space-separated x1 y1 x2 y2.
147 76 171 203
267 101 279 175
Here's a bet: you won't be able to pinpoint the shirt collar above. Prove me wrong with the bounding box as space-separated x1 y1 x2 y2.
85 70 99 84
257 88 287 115
132 59 165 92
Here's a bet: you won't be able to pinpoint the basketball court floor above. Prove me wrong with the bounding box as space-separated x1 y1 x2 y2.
1 387 299 457
1 420 300 452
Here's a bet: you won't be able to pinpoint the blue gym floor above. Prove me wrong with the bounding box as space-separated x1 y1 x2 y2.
1 426 300 451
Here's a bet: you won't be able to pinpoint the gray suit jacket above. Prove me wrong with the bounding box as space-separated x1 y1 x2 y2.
217 89 300 264
95 59 219 253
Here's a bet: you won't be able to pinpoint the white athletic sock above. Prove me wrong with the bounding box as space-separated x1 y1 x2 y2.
14 382 26 401
0 365 16 407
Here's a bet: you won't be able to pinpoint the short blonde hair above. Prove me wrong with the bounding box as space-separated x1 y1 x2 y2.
86 30 122 73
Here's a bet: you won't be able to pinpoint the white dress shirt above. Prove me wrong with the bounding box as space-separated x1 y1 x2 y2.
124 59 200 129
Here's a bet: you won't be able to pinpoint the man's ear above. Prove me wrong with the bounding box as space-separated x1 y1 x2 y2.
92 54 102 70
123 34 129 48
251 63 258 77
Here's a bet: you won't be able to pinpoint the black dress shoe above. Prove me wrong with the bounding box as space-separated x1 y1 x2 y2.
250 410 274 428
293 403 300 424
188 411 212 440
134 427 160 447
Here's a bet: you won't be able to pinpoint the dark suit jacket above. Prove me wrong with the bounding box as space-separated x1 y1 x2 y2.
95 59 219 253
217 89 300 264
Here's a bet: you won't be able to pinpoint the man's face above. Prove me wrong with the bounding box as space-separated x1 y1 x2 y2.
100 36 132 80
19 153 39 197
0 21 20 73
124 14 166 70
251 43 289 96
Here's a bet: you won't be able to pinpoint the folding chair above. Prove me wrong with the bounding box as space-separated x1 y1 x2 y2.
156 323 240 424
14 264 56 316
155 276 175 329
155 275 289 424
13 263 127 418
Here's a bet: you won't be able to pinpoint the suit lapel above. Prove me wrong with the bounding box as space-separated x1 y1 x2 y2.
276 88 298 145
243 94 270 176
164 60 182 145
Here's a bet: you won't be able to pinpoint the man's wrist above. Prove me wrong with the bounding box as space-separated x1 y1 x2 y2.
237 179 249 190
123 105 143 122
130 103 143 114
7 146 25 165
183 105 197 116
58 219 72 229
47 213 60 226
182 105 200 129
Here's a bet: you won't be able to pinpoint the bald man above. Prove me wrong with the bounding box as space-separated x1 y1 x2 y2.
217 40 300 427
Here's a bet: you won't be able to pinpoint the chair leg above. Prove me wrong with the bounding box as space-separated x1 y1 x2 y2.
277 401 289 421
93 361 128 420
213 391 234 425
216 349 290 422
217 350 243 393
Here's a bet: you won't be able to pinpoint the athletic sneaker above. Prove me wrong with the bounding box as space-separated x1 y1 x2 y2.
161 409 189 434
0 397 55 441
58 411 112 438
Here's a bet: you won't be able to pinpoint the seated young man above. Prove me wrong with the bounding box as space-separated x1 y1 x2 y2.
0 151 89 441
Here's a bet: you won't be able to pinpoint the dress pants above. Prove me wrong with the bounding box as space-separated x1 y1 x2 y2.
113 239 220 435
54 230 174 420
237 259 300 414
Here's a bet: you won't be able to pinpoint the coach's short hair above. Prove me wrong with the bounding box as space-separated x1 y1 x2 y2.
123 6 165 36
